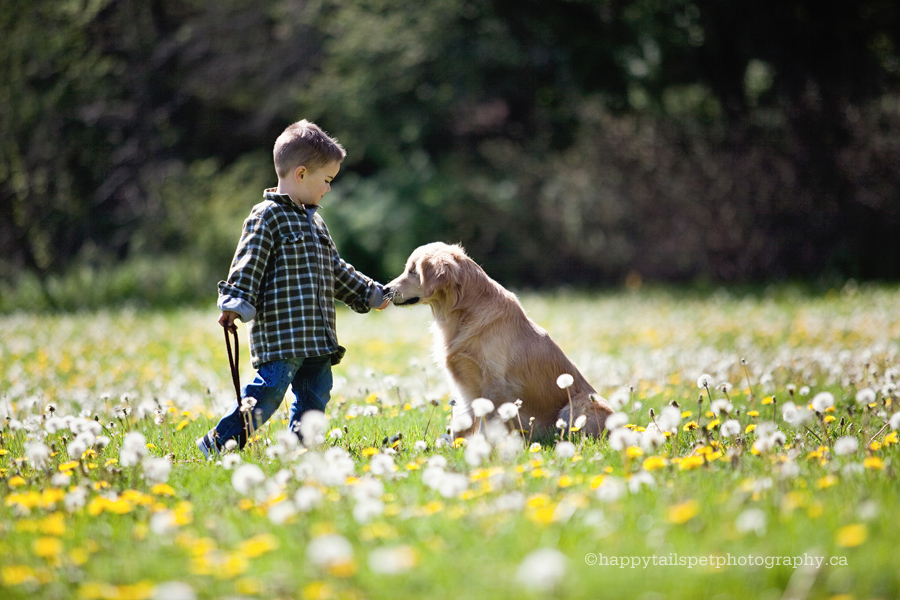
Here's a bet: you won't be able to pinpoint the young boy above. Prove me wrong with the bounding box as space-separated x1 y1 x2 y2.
197 119 389 459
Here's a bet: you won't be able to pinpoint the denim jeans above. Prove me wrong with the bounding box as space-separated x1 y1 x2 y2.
210 356 332 450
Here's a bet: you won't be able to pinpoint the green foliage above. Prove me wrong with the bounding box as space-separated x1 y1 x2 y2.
1 0 899 296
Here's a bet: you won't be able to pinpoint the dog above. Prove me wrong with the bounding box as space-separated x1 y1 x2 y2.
384 242 612 439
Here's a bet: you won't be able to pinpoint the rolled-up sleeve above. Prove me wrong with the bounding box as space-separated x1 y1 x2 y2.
217 210 273 318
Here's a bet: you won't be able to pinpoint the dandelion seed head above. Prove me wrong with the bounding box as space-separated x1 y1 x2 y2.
556 374 575 389
697 374 713 389
516 548 567 591
471 398 495 418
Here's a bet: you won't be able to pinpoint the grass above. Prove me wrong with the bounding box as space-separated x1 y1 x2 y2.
1 284 899 599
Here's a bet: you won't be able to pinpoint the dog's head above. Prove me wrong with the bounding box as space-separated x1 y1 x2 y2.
385 242 467 307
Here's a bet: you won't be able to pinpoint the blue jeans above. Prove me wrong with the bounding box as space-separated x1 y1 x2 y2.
210 356 332 450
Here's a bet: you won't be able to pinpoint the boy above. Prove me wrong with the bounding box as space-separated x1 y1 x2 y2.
197 119 389 459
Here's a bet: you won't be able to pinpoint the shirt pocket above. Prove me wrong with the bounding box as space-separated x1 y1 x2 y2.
275 231 307 268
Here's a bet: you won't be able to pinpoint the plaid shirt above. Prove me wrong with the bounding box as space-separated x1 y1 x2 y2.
218 190 383 368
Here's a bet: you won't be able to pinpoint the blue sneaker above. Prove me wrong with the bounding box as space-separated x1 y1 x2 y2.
196 431 220 461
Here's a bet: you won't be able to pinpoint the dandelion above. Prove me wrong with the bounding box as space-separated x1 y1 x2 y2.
890 412 900 431
735 508 767 535
595 477 625 502
471 398 495 418
666 499 700 524
812 392 835 414
294 486 323 512
835 524 867 548
308 533 355 575
368 545 418 575
151 582 196 600
855 388 877 405
119 432 147 467
609 428 639 451
516 548 567 592
555 441 576 460
24 441 51 470
142 456 172 484
628 471 656 493
370 453 397 478
299 410 328 447
328 428 343 440
697 374 713 389
450 412 473 435
464 434 492 467
720 420 741 438
834 436 859 456
268 501 297 525
222 454 242 470
231 464 266 496
657 406 681 433
497 402 519 422
782 402 812 427
711 399 733 416
605 412 629 431
557 374 574 389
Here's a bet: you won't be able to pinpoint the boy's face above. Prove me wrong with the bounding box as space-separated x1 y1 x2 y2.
293 161 340 206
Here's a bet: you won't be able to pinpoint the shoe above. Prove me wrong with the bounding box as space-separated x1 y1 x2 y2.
196 431 219 461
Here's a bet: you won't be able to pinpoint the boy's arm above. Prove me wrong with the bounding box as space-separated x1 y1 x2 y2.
216 211 273 322
324 233 386 313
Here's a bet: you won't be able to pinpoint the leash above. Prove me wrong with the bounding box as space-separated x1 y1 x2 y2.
223 324 241 402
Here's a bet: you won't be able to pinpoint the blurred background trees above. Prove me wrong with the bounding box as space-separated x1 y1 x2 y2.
2 0 899 308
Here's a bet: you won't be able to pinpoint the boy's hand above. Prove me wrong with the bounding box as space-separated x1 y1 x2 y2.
219 310 239 331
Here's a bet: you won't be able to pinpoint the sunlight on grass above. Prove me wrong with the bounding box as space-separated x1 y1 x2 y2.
1 286 899 599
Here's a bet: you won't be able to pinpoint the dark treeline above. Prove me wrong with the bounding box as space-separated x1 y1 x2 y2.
2 0 899 299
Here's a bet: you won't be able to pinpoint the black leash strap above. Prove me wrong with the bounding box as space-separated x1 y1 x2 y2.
224 324 241 402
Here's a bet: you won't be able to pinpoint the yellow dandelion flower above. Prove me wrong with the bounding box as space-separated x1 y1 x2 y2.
747 410 760 418
863 456 884 470
626 446 644 459
816 475 838 489
666 500 700 524
824 415 837 424
589 475 605 489
884 431 899 445
239 533 279 558
302 581 333 600
58 461 80 473
678 455 705 471
681 410 693 419
361 447 379 457
34 537 64 559
835 524 867 548
2 564 37 586
642 456 667 471
558 474 573 488
762 396 774 405
422 501 443 515
706 419 721 431
745 424 757 434
683 421 699 432
9 476 26 488
151 483 175 497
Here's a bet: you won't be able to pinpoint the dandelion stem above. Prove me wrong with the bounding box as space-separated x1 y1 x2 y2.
867 422 890 446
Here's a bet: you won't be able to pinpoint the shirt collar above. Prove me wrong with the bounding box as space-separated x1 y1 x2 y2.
264 188 319 213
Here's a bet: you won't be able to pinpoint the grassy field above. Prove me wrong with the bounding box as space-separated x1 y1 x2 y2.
1 285 899 599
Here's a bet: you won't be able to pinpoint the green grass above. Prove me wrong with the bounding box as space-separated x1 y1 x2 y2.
1 285 899 599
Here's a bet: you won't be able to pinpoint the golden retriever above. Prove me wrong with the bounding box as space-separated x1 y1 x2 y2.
385 242 613 439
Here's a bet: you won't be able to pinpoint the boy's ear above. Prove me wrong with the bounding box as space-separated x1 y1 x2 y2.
294 165 307 181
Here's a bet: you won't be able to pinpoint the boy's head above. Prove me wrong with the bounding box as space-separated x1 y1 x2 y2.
273 119 346 179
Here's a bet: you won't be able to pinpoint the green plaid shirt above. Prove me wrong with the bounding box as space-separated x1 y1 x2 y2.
218 190 384 368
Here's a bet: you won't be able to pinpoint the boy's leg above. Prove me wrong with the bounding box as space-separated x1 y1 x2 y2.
206 358 305 452
286 355 333 438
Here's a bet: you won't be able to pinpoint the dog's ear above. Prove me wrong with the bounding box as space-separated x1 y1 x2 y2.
420 253 460 299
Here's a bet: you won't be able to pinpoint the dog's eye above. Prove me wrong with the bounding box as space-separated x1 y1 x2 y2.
408 268 417 277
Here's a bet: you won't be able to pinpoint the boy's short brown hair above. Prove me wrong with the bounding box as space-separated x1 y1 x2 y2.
273 119 347 178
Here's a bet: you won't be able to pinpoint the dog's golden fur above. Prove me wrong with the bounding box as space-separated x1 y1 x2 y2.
386 242 612 439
